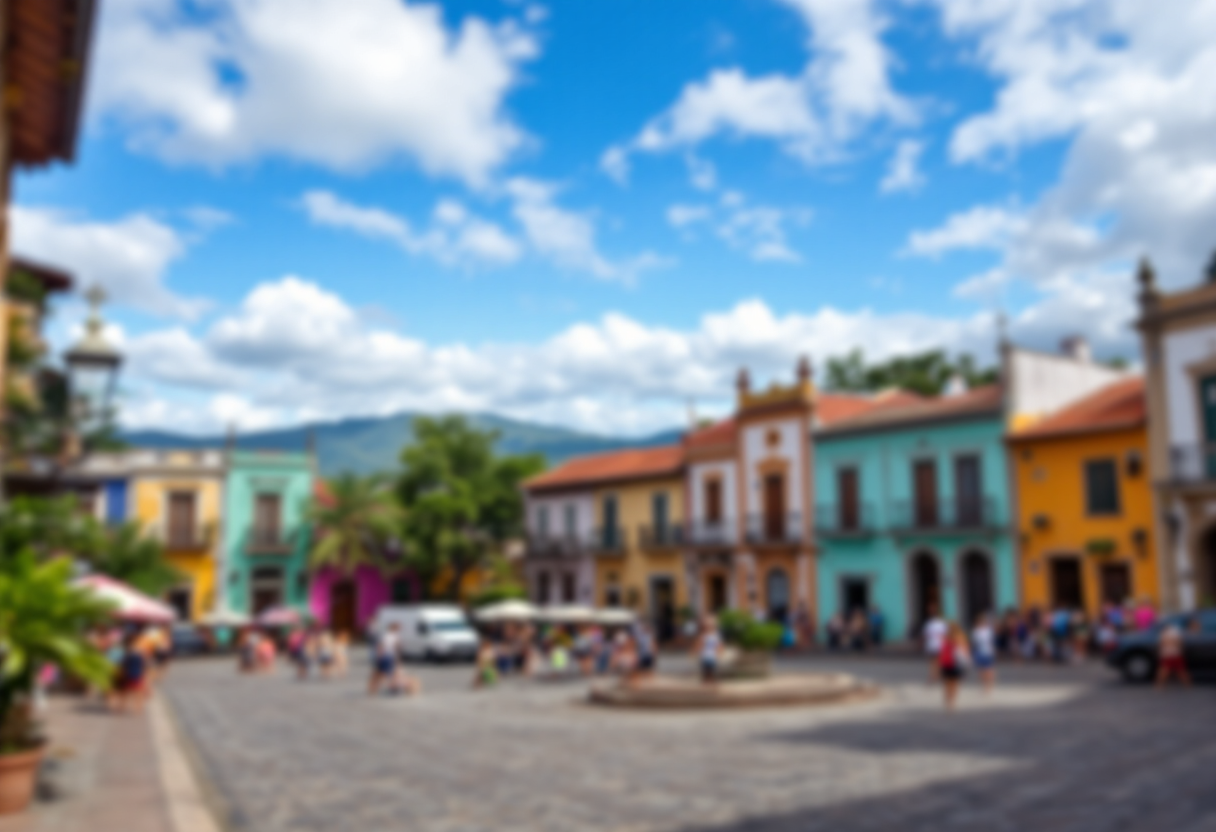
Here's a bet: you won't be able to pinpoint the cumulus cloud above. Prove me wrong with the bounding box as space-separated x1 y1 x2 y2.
668 194 812 263
904 205 1025 258
880 139 926 194
604 0 913 178
10 206 207 319
93 0 538 186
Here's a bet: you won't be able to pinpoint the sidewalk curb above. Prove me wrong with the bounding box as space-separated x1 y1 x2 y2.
149 694 225 832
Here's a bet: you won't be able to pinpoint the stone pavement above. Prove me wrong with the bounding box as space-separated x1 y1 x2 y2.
162 655 1216 832
0 696 174 832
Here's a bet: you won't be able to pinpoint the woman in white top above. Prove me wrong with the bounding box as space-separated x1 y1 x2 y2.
696 616 724 685
971 613 996 693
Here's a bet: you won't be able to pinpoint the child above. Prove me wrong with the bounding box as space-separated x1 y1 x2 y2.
1156 619 1191 689
473 640 499 689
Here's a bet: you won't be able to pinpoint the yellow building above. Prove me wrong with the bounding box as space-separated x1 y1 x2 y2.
83 449 228 622
523 446 687 640
1010 377 1159 614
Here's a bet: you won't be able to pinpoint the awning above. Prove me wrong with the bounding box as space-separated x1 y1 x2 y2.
474 600 538 623
73 574 176 624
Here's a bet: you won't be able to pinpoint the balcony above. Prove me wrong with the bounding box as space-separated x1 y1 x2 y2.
159 522 215 552
1169 444 1216 484
638 523 685 550
587 526 627 557
686 520 735 548
815 503 878 538
525 533 586 559
246 528 297 556
890 498 1001 534
745 512 804 546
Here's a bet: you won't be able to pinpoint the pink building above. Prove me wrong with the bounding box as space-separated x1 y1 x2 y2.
309 565 420 633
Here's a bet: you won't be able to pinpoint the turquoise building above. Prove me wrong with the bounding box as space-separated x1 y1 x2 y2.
222 450 315 617
814 385 1017 642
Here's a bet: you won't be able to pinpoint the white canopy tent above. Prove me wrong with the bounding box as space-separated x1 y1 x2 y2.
474 600 539 623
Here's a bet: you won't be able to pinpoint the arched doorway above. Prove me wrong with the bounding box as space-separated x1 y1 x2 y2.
250 566 284 615
766 568 790 624
960 551 993 625
330 580 357 635
910 552 940 631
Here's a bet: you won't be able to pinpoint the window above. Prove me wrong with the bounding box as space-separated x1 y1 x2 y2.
564 504 576 539
254 493 282 544
537 505 550 537
602 495 619 548
652 492 669 536
537 572 551 603
705 478 723 523
955 455 983 525
562 573 577 603
167 491 198 546
1084 459 1120 515
838 467 859 530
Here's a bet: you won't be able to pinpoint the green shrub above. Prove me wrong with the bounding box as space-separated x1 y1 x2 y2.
739 622 784 652
468 583 527 608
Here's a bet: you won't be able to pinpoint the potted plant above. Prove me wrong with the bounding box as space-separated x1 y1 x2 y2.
0 552 114 815
717 609 784 680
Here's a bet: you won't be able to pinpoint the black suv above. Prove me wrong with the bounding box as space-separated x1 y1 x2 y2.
1106 609 1216 683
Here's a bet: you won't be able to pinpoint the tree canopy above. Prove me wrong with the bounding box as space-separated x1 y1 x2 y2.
396 416 543 600
307 473 401 575
824 349 999 397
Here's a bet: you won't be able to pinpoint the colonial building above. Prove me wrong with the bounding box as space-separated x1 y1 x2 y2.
223 450 314 618
522 446 685 636
1137 260 1216 610
1009 377 1158 614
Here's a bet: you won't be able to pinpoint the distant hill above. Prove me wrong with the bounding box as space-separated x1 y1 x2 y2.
121 412 685 477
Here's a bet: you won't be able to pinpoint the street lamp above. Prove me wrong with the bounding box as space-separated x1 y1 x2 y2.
64 285 122 435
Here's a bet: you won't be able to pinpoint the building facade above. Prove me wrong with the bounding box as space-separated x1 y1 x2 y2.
1010 377 1158 615
223 450 314 618
815 386 1018 641
1137 261 1216 610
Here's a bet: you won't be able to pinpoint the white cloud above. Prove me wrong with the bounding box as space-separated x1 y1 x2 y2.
668 193 811 263
93 0 538 186
607 0 913 176
667 204 712 229
301 190 522 267
880 139 926 194
686 155 719 191
904 205 1025 258
9 206 207 319
928 0 1216 288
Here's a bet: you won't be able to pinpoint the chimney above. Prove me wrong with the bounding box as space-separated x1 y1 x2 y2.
943 374 967 398
1060 336 1091 363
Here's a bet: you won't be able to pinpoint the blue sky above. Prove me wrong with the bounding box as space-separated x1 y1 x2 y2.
13 0 1216 436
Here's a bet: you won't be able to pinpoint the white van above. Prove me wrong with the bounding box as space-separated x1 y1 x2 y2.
370 604 478 662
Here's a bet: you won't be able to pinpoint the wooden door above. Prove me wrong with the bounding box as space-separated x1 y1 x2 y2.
168 492 197 546
330 581 357 635
254 493 282 545
961 552 993 624
955 455 982 526
708 573 728 612
838 467 859 530
1100 563 1132 606
913 461 938 527
1051 558 1084 609
764 473 785 540
912 553 940 626
651 577 676 642
705 479 723 524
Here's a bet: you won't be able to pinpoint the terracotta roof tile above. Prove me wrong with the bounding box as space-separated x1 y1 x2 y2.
524 444 685 492
1011 376 1145 441
685 417 737 449
819 384 1004 435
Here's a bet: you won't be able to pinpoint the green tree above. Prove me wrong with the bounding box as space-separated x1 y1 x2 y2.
85 522 182 598
307 474 401 575
396 416 543 600
825 349 997 396
0 552 115 752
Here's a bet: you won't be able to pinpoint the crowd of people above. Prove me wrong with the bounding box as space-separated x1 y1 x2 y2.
75 624 176 713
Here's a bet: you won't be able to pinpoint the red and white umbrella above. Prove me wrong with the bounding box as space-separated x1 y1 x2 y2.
74 575 177 624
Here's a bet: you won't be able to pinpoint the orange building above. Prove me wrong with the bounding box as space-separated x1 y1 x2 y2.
1010 377 1159 614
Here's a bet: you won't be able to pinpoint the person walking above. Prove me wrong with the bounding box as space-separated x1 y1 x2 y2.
971 612 996 694
1155 618 1191 689
114 631 150 714
695 615 723 686
939 622 971 711
923 605 947 684
317 630 337 680
369 623 402 696
627 622 656 689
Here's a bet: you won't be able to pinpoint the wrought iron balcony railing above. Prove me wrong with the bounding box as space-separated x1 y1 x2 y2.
890 497 1000 533
588 526 627 556
638 523 685 550
1170 443 1216 484
744 512 804 546
246 528 297 555
686 520 736 547
815 503 878 537
525 532 586 559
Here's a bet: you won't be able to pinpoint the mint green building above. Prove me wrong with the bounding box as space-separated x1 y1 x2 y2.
222 450 316 617
814 386 1017 642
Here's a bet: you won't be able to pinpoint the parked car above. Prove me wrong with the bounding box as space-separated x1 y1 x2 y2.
369 604 478 662
1106 609 1216 682
170 623 211 656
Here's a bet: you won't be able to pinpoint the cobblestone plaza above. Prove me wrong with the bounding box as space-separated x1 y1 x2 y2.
162 656 1216 832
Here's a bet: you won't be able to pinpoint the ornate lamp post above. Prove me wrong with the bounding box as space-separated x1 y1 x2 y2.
64 285 122 439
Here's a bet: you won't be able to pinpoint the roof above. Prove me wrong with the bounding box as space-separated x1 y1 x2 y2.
1010 376 1145 441
819 384 1005 437
524 444 685 492
314 478 333 505
10 257 73 293
685 417 737 450
817 390 924 426
5 0 98 165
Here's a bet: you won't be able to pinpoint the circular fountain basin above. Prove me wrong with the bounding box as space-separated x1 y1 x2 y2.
587 672 878 709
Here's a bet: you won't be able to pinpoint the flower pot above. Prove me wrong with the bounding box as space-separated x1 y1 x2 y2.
0 745 44 815
722 650 772 680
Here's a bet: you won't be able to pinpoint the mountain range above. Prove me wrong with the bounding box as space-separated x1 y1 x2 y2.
121 412 686 477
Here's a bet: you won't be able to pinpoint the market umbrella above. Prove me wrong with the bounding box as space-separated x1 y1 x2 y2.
201 608 251 627
73 575 177 624
474 599 538 623
256 606 302 627
537 604 596 625
593 608 637 626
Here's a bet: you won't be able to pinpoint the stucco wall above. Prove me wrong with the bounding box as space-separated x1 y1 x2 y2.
1008 348 1125 429
1162 326 1216 448
593 476 687 615
740 415 806 523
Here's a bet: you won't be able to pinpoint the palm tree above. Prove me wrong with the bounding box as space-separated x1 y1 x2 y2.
307 474 401 575
87 522 183 598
